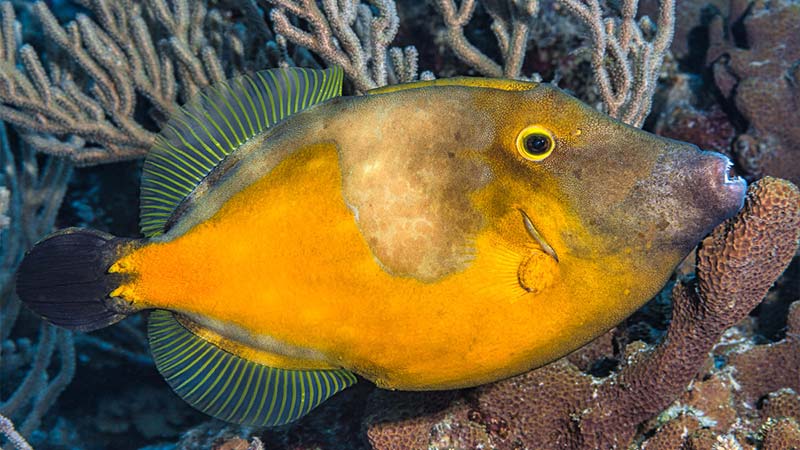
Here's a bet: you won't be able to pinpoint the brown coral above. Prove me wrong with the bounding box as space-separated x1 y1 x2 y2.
642 413 704 449
707 0 800 184
761 389 800 423
656 100 737 158
681 374 738 432
760 418 800 450
364 391 460 450
722 303 800 407
636 303 800 449
364 177 800 450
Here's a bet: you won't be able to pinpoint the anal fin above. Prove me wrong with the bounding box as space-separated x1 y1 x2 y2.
148 310 356 426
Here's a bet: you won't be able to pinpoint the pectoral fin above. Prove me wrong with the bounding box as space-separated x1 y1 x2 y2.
148 310 356 426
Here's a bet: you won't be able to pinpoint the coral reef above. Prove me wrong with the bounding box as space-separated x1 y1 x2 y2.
652 0 800 187
433 0 540 79
0 1 798 449
637 302 800 450
0 123 75 440
266 0 429 91
654 74 737 156
707 0 800 185
555 0 675 126
0 0 279 165
164 421 263 450
0 0 427 165
431 0 675 126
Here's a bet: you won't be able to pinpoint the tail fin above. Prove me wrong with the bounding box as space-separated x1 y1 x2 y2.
16 228 137 332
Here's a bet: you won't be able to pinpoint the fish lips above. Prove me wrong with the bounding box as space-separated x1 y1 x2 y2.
696 150 747 223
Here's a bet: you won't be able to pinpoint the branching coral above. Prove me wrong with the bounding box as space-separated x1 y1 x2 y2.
432 0 675 127
0 414 32 450
0 0 294 166
364 177 800 450
640 304 800 449
557 0 675 126
0 123 75 439
0 0 432 164
433 0 539 79
265 0 429 92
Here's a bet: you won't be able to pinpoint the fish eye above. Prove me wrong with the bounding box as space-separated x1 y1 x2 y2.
516 125 555 161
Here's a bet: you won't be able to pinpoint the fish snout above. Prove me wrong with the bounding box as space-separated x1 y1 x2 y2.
651 145 747 251
689 149 747 221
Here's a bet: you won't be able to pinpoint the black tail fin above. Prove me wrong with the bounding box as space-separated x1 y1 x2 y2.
16 228 137 332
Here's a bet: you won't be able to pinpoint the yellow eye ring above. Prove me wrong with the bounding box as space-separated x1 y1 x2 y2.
516 125 555 161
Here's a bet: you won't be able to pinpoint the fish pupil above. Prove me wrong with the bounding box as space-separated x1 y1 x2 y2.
525 134 550 154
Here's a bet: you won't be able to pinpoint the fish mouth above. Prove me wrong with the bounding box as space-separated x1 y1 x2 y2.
721 156 746 188
518 209 559 263
710 152 748 214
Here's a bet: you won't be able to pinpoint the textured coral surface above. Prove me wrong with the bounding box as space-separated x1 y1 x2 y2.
707 0 800 184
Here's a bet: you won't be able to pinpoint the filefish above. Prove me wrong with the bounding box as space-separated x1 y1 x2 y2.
16 67 747 426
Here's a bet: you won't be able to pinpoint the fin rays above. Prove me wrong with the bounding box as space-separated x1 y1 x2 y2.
148 310 356 426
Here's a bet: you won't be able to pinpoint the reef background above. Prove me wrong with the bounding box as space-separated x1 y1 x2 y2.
1 0 799 449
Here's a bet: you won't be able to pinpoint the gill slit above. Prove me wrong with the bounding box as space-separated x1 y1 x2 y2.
518 208 559 263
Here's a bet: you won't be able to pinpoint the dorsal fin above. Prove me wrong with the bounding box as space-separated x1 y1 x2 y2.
139 67 344 237
366 76 538 96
